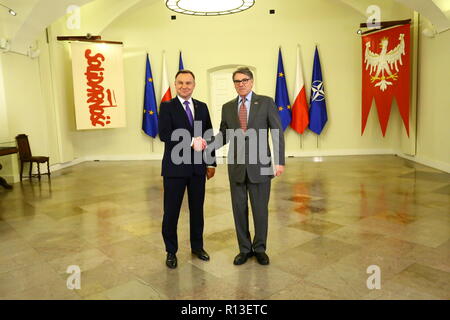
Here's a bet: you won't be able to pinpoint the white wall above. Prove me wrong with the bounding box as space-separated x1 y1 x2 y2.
0 56 10 140
413 17 450 171
2 52 50 157
1 0 448 174
69 0 412 159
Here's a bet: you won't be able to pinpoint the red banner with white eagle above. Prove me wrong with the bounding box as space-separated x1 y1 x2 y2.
361 24 410 137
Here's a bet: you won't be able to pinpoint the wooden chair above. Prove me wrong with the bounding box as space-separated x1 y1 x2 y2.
15 134 50 181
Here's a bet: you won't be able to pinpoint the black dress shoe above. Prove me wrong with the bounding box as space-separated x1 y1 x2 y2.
233 252 253 265
166 253 177 269
191 248 210 261
255 252 270 265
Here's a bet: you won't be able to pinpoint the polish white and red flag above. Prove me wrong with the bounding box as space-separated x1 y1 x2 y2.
291 45 309 134
160 52 172 104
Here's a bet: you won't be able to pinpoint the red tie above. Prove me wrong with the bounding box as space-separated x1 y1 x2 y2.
239 97 247 131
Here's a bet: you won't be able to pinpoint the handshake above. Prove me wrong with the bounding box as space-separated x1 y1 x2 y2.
192 137 207 152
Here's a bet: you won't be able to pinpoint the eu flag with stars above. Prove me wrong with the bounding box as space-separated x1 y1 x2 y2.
275 48 292 131
142 54 158 138
309 46 328 135
179 51 184 70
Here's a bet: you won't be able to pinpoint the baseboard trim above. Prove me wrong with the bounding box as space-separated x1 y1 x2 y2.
44 151 448 174
83 154 163 161
48 154 164 172
286 149 396 157
396 153 450 173
50 158 85 172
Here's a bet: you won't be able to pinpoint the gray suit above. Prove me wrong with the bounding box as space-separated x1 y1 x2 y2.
216 92 285 253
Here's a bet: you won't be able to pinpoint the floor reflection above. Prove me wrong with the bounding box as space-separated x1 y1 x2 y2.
0 155 448 299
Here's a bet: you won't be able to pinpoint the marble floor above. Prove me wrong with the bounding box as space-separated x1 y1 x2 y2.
0 155 449 300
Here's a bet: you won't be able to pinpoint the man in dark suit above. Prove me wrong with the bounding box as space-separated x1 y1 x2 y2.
158 70 216 269
213 67 285 266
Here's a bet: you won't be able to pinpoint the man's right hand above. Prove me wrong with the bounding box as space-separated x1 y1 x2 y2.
193 137 207 151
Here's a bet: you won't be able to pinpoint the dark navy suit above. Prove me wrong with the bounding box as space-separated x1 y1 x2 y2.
159 97 215 254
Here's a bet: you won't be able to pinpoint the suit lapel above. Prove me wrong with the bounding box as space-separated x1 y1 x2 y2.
231 97 241 128
174 98 192 128
247 93 261 129
193 99 201 123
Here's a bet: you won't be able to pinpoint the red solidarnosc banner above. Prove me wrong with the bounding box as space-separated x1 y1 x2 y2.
361 24 411 137
71 42 126 130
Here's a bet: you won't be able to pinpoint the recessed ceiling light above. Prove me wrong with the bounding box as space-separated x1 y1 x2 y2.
165 0 255 16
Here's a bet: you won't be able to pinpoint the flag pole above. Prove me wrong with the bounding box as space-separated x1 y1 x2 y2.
316 135 319 149
297 43 302 150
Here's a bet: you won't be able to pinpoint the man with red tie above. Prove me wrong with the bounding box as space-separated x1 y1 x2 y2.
158 70 216 269
214 67 285 266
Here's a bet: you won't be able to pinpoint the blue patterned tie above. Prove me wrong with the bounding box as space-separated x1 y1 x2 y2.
184 100 193 126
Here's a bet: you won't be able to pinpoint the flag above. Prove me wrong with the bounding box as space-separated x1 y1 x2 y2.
179 51 184 70
160 52 172 104
275 48 292 131
142 54 158 138
361 24 410 136
309 46 327 135
291 45 309 134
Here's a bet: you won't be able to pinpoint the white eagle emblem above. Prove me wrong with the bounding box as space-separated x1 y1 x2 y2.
364 33 405 91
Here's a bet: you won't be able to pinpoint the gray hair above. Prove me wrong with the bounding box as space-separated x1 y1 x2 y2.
232 67 253 80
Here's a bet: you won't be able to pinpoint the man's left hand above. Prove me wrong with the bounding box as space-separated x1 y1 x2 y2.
275 165 284 177
206 168 215 180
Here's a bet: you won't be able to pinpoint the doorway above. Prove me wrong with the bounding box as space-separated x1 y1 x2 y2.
208 65 256 159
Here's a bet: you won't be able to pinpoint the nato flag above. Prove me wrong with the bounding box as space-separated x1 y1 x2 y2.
179 51 184 70
309 46 328 135
142 54 159 138
275 48 292 131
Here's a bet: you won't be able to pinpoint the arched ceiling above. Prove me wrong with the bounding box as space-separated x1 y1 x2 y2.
0 0 159 53
395 0 450 32
338 0 450 33
0 0 94 52
0 0 449 54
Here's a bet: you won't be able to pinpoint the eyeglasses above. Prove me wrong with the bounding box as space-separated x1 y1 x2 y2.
233 78 251 85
